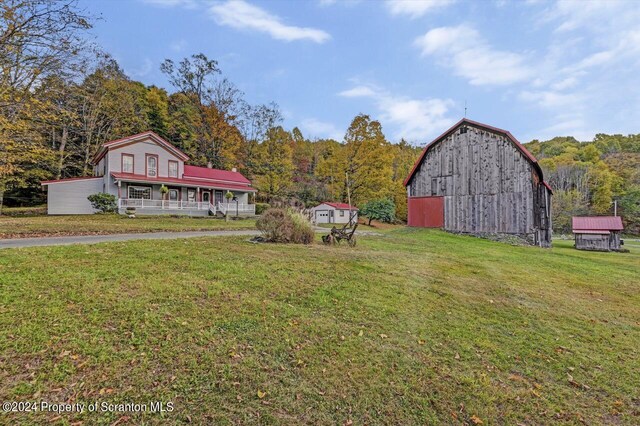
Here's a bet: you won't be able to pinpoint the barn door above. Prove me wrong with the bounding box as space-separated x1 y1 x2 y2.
407 196 444 228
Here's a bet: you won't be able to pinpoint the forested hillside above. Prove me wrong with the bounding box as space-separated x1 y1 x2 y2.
525 135 640 234
1 1 638 232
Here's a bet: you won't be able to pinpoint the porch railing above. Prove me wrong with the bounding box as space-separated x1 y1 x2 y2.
118 198 214 212
217 202 256 216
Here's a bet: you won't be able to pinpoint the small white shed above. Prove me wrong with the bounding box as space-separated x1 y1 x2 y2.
311 202 358 225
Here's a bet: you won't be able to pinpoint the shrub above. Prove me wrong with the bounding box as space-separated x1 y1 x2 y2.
360 199 396 226
87 193 117 214
256 208 314 244
255 203 270 215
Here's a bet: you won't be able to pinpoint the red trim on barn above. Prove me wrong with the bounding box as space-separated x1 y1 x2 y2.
403 118 547 188
407 196 444 228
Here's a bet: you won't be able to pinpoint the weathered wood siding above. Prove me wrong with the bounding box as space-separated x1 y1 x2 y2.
408 124 551 246
575 231 621 251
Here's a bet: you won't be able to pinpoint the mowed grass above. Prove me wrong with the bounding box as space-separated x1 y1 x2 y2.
0 215 256 238
0 229 638 425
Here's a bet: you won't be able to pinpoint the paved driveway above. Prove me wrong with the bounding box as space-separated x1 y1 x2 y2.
0 230 261 250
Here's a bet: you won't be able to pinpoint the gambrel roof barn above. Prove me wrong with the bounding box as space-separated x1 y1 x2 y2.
404 119 553 247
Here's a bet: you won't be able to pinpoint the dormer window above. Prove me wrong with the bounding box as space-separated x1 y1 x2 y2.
122 154 134 173
146 154 158 177
168 160 178 178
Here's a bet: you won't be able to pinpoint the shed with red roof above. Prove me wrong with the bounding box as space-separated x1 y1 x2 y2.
572 216 624 251
404 118 552 247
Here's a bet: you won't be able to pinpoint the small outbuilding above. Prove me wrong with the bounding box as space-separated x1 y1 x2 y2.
572 216 624 251
311 202 358 225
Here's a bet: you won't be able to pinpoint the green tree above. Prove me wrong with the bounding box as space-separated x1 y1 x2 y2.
360 199 396 226
254 126 294 199
317 114 393 206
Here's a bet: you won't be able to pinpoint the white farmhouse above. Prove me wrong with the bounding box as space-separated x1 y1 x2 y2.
41 131 256 216
311 202 358 225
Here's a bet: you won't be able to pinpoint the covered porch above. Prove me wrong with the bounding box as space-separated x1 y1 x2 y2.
113 175 256 217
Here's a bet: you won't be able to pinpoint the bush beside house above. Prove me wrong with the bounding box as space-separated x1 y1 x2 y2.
87 193 117 214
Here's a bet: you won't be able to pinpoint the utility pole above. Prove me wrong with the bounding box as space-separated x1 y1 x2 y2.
346 171 353 226
613 199 617 217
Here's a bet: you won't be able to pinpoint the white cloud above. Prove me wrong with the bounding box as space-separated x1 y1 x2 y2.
318 0 362 7
519 90 583 109
414 25 532 85
338 83 455 142
209 0 330 43
300 118 343 141
141 0 197 8
385 0 455 18
169 39 187 52
542 0 637 34
338 85 377 98
129 58 154 78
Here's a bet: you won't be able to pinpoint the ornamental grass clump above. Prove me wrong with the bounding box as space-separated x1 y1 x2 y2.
256 208 314 244
288 209 315 244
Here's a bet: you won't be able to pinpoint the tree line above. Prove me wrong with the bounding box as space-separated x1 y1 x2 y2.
1 0 638 231
0 0 420 219
526 135 640 234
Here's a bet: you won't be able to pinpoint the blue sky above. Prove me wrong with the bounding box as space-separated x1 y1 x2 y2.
84 0 640 144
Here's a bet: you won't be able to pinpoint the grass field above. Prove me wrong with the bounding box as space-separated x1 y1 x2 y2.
0 229 638 425
0 215 256 239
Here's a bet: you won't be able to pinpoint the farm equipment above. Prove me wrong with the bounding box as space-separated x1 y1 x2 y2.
322 212 358 247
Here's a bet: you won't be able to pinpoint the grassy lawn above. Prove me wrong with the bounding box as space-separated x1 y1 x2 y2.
0 229 638 425
0 215 256 239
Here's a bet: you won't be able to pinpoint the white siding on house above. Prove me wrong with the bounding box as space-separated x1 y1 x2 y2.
108 138 184 177
46 178 104 214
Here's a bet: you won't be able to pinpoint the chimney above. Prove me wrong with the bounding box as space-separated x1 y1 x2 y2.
207 161 213 169
231 167 237 172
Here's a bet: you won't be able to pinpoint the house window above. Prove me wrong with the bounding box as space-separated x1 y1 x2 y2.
128 186 151 199
122 154 134 173
187 189 196 202
146 155 157 177
340 210 345 217
168 160 178 178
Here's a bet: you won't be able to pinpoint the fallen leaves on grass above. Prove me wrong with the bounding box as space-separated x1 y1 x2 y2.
257 390 266 399
470 414 484 424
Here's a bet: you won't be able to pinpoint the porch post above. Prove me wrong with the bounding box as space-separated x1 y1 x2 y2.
117 181 121 199
197 187 200 203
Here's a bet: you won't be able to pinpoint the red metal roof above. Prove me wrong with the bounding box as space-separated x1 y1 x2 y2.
572 216 624 232
183 165 251 184
321 202 358 211
41 176 103 185
403 118 549 191
110 172 256 192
